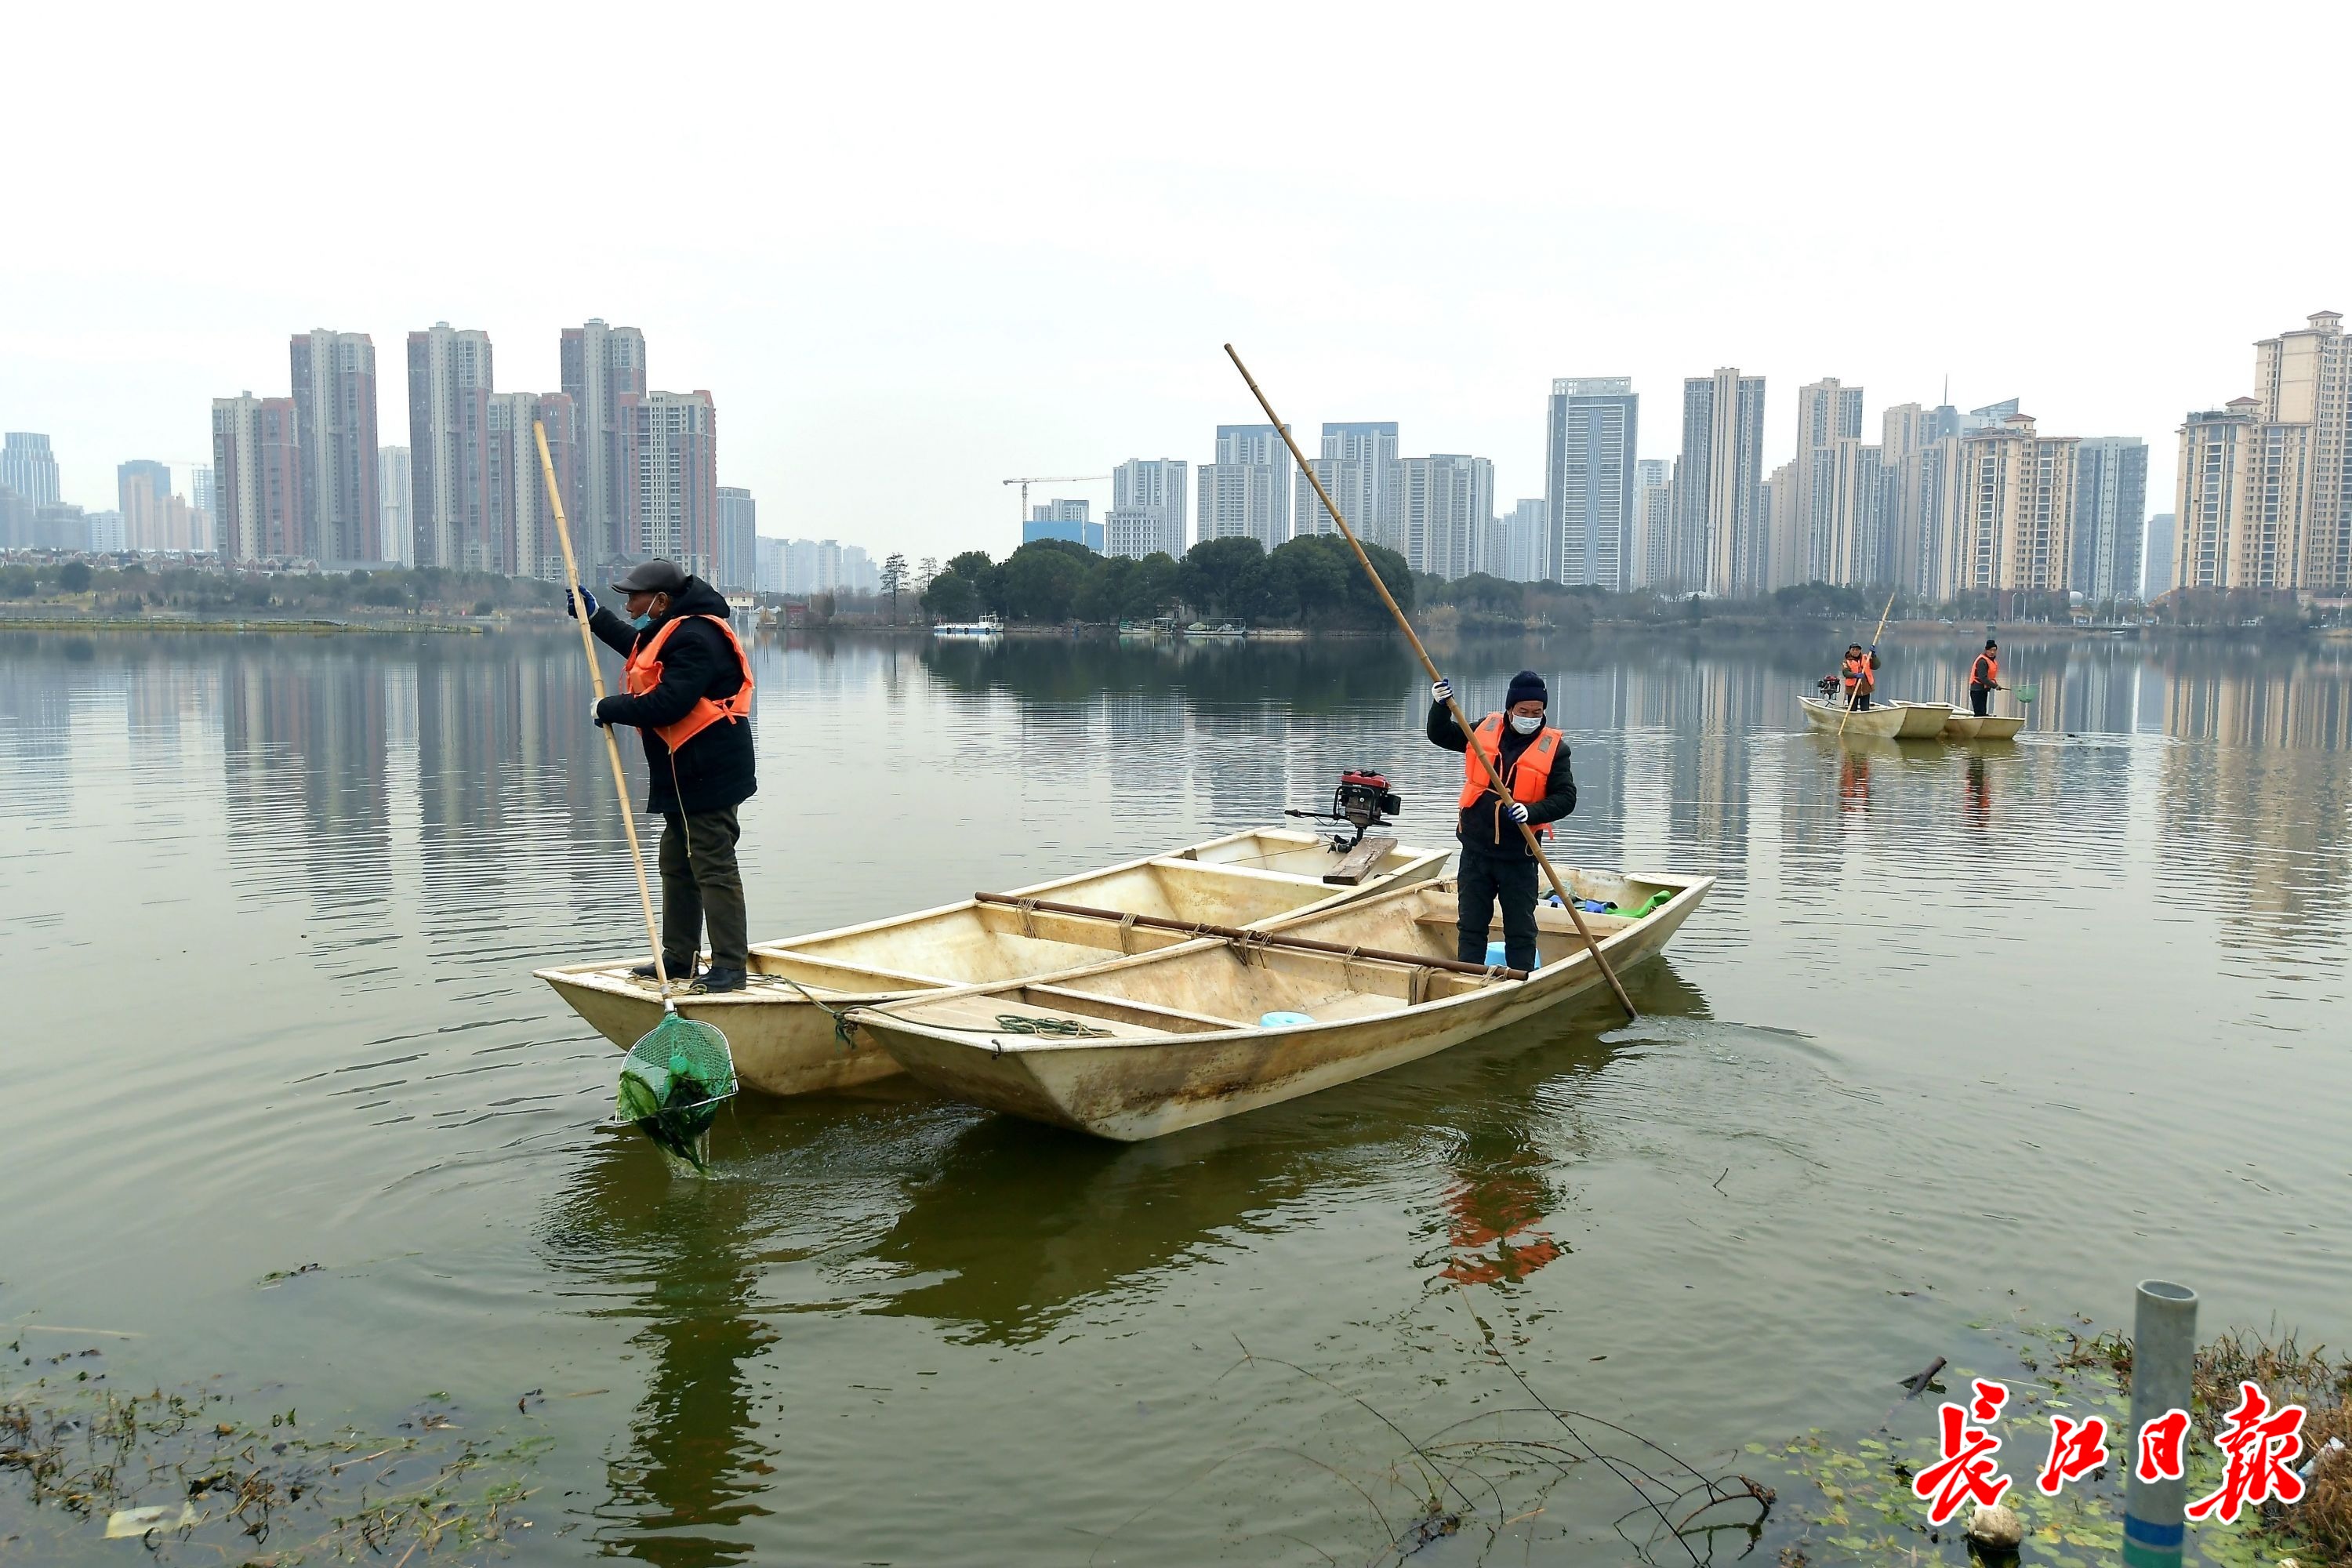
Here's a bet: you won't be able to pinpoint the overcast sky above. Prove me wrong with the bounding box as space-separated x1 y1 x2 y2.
3 1 2341 563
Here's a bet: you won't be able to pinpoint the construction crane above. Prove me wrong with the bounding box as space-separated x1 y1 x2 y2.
1002 474 1110 524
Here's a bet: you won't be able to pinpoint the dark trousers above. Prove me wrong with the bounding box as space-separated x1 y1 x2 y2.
658 808 748 970
1969 684 1991 717
1457 851 1541 971
1846 689 1871 711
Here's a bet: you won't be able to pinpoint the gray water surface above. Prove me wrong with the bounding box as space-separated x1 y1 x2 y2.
2 627 2345 1563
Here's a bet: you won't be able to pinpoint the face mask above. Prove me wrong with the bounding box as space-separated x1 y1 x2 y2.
1510 714 1541 735
630 612 655 631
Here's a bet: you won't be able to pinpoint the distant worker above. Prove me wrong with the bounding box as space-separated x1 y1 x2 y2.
1426 670 1576 973
568 560 758 993
1968 638 2002 717
1840 642 1880 711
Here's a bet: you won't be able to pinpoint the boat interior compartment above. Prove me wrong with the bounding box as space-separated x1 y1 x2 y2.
748 856 1374 989
1178 827 1429 880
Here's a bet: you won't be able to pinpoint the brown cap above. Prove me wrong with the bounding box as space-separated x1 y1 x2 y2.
610 558 687 593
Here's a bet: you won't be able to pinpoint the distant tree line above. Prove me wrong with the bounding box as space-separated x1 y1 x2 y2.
0 559 563 618
920 535 1415 628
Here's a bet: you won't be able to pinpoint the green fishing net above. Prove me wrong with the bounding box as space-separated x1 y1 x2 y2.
615 1012 738 1171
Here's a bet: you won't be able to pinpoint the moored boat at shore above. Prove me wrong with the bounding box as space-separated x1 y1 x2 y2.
847 866 1711 1142
536 828 1449 1098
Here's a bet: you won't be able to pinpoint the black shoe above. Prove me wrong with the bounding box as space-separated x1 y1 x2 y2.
630 958 697 981
693 966 747 994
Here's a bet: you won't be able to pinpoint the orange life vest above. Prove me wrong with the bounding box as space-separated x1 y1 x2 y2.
1842 652 1874 691
1457 714 1561 812
1971 651 1998 687
622 615 755 750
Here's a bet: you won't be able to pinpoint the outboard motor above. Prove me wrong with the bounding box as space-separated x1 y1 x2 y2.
1287 768 1403 851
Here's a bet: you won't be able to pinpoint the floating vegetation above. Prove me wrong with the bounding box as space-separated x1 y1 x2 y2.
1755 1323 2352 1566
0 1370 552 1563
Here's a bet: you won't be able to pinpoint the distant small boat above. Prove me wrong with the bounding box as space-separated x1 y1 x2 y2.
537 828 1449 1098
1184 621 1247 638
848 866 1712 1141
931 615 1004 638
1799 695 1946 739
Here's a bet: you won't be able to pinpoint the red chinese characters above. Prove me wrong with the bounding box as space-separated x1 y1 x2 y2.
2036 1414 2111 1495
1913 1379 2013 1525
2136 1409 2190 1483
2186 1382 2307 1523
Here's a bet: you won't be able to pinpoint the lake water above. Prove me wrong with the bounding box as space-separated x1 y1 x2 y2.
2 626 2347 1564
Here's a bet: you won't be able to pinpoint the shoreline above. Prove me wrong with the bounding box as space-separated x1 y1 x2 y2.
0 615 486 636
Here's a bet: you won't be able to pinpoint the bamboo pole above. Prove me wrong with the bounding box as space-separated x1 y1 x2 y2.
535 420 670 993
1836 589 1899 740
1221 344 1638 1021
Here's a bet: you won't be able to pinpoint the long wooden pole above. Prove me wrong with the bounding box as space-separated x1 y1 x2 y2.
1221 344 1638 1022
1836 589 1900 740
975 892 1530 980
535 420 670 993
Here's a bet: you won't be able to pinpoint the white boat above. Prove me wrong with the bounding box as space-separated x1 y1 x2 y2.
1798 695 1947 740
536 828 1450 1098
1941 710 2025 740
931 615 1004 638
847 866 1711 1142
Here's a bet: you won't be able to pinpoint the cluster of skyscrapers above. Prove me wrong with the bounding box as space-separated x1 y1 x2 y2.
1045 372 2170 605
2171 310 2352 596
202 321 755 588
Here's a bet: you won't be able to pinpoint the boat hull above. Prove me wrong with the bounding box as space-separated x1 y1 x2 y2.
1799 695 1911 739
855 871 1710 1141
1886 701 1956 738
1973 714 2024 739
1940 712 1984 739
537 828 1449 1098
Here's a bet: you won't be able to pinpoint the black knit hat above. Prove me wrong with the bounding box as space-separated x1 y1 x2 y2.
1985 637 1998 649
1505 670 1548 710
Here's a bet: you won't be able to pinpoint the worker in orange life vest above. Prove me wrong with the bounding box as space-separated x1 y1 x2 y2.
1968 638 2001 717
1426 670 1576 972
1840 643 1879 711
569 558 758 993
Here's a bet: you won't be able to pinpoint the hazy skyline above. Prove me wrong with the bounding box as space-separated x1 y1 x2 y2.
3 1 2342 564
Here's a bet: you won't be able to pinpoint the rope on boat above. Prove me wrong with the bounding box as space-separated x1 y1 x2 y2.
1016 897 1040 939
774 974 862 1050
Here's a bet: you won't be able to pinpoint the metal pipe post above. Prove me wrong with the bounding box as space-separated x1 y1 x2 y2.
2122 1279 2198 1568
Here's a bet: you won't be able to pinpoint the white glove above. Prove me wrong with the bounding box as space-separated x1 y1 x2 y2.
591 698 608 728
1431 677 1454 703
1504 801 1530 825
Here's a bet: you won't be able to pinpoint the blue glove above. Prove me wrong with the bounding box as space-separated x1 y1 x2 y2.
1431 677 1453 704
568 586 598 620
1504 800 1530 825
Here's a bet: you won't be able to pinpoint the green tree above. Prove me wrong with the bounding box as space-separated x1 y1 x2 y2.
58 561 93 593
1179 536 1265 617
922 571 979 621
998 543 1089 622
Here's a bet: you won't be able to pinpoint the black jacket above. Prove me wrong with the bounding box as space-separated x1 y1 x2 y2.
1427 701 1576 858
591 577 757 817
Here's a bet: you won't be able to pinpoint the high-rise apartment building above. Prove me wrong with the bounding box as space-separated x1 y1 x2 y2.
2143 513 2176 599
1787 377 1864 586
1197 424 1291 551
211 393 303 562
717 487 757 590
2172 400 2308 591
1635 461 1673 589
378 447 412 566
629 391 720 579
290 329 381 561
118 460 172 549
191 464 215 549
1296 422 1397 547
2071 437 2148 602
485 392 578 580
1882 401 1963 597
756 535 786 593
1546 378 1638 590
2 434 61 508
1675 369 1766 594
2252 310 2350 589
560 320 648 565
406 323 495 569
1498 499 1548 583
1395 453 1494 579
1950 412 2078 594
1109 458 1188 559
